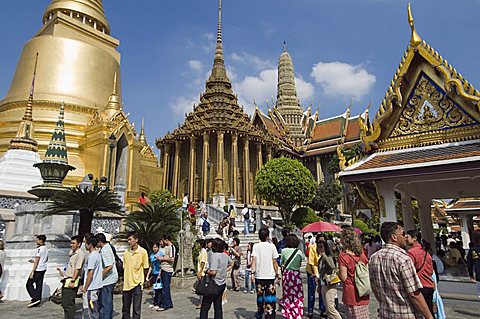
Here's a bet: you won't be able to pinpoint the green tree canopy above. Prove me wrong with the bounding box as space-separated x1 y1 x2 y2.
149 188 180 207
291 206 320 229
254 157 316 224
309 180 343 215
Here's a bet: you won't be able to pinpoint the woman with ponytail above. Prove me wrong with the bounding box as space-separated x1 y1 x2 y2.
405 230 435 316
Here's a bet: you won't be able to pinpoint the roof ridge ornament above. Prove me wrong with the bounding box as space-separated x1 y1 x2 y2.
408 3 422 47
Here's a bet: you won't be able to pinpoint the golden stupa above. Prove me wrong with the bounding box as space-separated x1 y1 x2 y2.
0 0 161 209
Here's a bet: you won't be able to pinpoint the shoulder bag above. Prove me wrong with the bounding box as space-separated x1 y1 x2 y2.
281 248 299 273
346 253 372 297
195 275 219 296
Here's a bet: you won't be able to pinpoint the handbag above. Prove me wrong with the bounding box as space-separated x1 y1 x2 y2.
195 275 219 296
324 269 341 285
233 259 241 270
153 275 163 290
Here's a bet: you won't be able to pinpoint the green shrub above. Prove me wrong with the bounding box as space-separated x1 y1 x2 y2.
291 207 319 229
353 219 378 236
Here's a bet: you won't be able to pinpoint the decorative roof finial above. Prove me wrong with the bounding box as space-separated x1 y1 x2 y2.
9 53 39 152
139 117 146 144
283 41 287 52
105 72 121 116
207 0 230 84
44 102 69 165
217 0 222 43
408 3 421 47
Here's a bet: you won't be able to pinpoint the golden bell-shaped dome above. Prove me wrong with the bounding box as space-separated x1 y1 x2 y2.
43 0 110 34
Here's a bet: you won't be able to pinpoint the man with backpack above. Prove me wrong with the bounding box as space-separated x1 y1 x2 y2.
201 212 211 238
369 222 433 319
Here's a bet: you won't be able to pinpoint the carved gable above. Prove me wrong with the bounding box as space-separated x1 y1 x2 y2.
390 72 478 138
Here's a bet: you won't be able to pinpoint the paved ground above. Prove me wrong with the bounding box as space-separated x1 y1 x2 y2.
0 282 479 319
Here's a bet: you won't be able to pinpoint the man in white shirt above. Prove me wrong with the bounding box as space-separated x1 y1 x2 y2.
251 228 280 319
82 234 103 318
26 234 48 308
182 193 189 211
241 204 250 235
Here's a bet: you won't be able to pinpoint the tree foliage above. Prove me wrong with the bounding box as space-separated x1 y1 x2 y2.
328 143 363 175
45 187 123 238
254 157 316 224
149 188 180 207
353 219 378 236
309 180 343 215
119 203 181 252
291 206 320 229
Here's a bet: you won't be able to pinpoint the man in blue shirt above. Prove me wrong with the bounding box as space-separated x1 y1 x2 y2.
96 233 118 319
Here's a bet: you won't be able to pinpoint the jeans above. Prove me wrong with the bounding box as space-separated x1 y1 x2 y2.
255 279 276 319
244 219 250 235
83 289 100 319
306 272 325 315
26 270 46 302
61 285 79 319
122 284 142 319
99 283 115 319
245 269 255 292
160 271 173 308
200 283 226 319
321 285 341 319
152 273 162 306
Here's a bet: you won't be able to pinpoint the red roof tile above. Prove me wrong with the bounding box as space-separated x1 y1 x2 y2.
311 117 343 141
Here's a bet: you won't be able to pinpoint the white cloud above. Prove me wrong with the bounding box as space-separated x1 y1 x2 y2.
311 62 376 100
170 96 197 117
230 52 274 70
188 60 204 73
234 69 314 114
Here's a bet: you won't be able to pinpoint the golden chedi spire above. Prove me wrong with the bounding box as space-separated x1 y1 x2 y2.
104 72 121 118
207 0 230 85
9 53 39 152
408 3 421 47
139 118 147 145
43 0 110 34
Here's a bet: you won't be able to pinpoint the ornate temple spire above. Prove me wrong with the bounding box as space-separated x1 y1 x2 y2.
44 103 69 165
207 0 230 83
9 53 39 152
43 0 110 34
139 117 146 144
105 72 121 117
408 3 421 47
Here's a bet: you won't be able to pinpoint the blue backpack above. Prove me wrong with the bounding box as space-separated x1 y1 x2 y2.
202 218 210 233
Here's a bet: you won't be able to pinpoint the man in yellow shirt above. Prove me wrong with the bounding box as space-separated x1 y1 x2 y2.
305 234 326 318
122 232 149 319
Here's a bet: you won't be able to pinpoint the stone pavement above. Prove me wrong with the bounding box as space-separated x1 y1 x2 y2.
0 285 479 319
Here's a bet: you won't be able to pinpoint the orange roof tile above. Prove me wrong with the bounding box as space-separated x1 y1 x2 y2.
311 117 343 142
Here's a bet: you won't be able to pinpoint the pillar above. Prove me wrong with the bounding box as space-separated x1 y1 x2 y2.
202 132 210 202
172 140 181 197
162 144 170 190
217 131 224 193
377 181 397 224
401 192 415 231
189 135 196 201
417 197 436 254
459 214 471 251
316 156 323 184
266 146 272 162
256 143 263 169
243 138 250 203
231 133 238 199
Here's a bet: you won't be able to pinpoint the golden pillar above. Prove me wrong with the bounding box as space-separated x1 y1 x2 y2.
231 133 238 199
189 135 196 200
173 140 181 197
243 137 250 203
266 146 272 162
162 144 171 190
316 156 324 184
256 143 263 169
202 132 210 202
217 130 224 192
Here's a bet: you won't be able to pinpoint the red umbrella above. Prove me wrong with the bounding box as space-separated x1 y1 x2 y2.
301 221 343 233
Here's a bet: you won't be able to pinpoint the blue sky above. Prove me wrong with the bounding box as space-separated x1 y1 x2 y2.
0 0 479 147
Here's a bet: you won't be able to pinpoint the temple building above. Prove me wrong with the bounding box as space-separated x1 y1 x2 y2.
156 0 362 203
339 5 480 251
0 0 161 209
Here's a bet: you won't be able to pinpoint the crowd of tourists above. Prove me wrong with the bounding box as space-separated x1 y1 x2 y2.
1 198 480 319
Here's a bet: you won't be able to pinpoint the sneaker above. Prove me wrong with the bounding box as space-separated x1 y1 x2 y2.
156 307 166 311
28 300 41 308
250 290 255 294
148 305 155 308
244 290 247 294
152 306 160 311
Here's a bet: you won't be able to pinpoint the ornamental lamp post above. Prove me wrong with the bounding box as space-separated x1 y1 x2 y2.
107 133 116 188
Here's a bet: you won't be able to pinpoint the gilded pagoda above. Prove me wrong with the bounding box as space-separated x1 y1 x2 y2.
0 0 161 209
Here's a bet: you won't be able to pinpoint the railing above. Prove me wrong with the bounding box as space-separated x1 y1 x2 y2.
206 204 228 224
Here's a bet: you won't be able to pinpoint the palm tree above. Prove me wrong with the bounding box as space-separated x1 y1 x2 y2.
45 187 123 238
120 202 181 252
